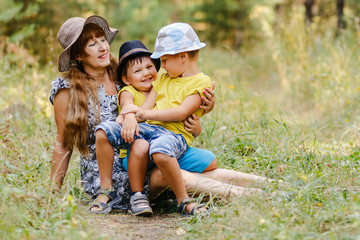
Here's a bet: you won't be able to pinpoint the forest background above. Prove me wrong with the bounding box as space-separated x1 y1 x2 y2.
1 0 360 239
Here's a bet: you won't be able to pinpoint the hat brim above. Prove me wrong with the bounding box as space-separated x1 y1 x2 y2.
58 15 119 72
150 42 206 59
117 51 161 85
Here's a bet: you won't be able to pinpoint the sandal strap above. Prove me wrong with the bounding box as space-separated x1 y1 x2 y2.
89 201 108 211
96 187 118 200
190 203 207 215
177 197 196 215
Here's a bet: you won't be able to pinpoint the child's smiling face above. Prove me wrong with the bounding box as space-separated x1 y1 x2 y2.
122 56 157 92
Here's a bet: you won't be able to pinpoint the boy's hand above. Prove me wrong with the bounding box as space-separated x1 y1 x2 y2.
184 114 201 138
200 81 215 115
135 110 148 121
121 113 139 143
121 104 141 115
116 115 124 125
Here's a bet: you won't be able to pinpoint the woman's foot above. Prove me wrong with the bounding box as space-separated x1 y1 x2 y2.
88 188 122 214
89 194 111 213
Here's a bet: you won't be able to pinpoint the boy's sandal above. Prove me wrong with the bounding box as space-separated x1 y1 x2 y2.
177 198 210 217
88 188 122 214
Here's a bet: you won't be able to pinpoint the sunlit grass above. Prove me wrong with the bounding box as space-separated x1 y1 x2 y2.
1 7 360 238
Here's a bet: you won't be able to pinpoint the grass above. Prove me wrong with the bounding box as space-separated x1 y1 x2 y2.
1 6 360 239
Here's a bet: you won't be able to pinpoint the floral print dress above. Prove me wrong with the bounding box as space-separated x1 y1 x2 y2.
49 77 150 210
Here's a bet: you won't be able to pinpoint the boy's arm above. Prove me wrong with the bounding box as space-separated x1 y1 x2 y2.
118 91 139 143
140 88 157 110
137 93 202 122
120 88 157 120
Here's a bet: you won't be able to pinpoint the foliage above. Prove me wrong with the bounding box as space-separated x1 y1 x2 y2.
1 1 360 239
190 0 283 48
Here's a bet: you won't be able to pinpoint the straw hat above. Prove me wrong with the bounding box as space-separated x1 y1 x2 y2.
57 15 119 72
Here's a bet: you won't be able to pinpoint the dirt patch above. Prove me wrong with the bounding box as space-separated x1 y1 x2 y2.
79 204 187 239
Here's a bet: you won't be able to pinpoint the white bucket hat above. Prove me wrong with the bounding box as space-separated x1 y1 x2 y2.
151 22 206 59
57 15 119 72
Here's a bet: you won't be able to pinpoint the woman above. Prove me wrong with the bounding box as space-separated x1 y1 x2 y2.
50 15 274 214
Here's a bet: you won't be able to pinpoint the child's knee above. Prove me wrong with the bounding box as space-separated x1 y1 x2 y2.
203 158 218 172
131 140 149 158
95 129 107 142
152 153 173 166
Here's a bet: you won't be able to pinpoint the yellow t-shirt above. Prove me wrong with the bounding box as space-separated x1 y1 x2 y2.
117 85 146 114
117 85 147 158
147 72 212 146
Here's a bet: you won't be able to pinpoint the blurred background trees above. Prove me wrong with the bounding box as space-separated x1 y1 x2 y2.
0 0 359 66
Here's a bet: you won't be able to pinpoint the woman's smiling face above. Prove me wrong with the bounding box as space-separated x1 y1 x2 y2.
78 35 111 71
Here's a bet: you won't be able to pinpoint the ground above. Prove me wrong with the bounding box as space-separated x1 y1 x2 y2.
80 202 187 239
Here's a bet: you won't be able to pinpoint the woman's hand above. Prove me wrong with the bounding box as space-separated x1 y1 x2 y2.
184 114 201 138
200 81 215 115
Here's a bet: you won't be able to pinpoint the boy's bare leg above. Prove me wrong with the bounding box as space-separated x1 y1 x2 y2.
127 139 150 192
152 153 196 213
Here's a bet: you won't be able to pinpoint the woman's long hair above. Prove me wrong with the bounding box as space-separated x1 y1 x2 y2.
62 23 118 156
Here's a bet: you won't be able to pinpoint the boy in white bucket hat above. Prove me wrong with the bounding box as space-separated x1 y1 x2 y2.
121 22 213 215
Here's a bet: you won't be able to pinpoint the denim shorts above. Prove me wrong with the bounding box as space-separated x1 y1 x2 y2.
95 120 139 149
95 121 188 160
122 146 216 173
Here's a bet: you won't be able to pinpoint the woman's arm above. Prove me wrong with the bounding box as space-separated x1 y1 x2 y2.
51 89 73 191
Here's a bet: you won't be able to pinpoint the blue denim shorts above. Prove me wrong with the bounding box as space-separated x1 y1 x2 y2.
95 121 188 160
139 122 188 160
95 120 139 149
122 146 216 173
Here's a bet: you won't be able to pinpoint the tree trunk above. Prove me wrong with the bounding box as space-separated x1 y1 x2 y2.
337 0 346 29
304 0 314 25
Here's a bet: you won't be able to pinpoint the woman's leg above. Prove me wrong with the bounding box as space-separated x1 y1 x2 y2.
197 168 274 187
149 168 261 200
181 170 262 197
95 129 115 190
89 129 117 212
